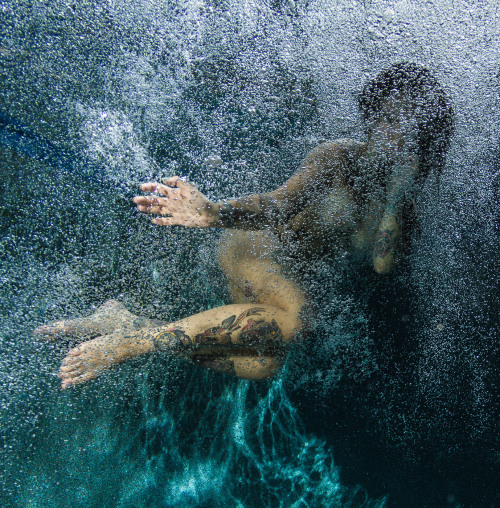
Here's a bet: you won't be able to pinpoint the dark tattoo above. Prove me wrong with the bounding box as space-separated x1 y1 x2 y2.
154 307 284 354
217 195 280 228
153 328 192 352
243 280 256 300
218 202 259 228
194 307 266 345
374 229 396 258
218 203 237 228
258 195 279 225
238 318 283 347
193 355 236 376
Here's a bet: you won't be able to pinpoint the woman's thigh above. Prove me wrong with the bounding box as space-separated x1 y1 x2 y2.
217 230 306 315
194 351 283 380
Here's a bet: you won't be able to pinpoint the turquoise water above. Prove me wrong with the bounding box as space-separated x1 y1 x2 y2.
1 1 498 506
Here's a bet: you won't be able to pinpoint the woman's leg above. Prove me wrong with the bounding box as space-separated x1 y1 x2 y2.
206 230 308 380
59 300 301 387
34 300 164 342
57 231 307 387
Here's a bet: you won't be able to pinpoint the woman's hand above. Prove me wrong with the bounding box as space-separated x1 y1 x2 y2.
133 176 218 227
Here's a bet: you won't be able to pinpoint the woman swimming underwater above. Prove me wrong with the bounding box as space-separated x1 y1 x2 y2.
35 62 453 388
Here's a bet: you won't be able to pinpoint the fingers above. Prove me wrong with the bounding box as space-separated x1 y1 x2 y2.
139 182 159 192
139 176 190 194
135 176 207 226
136 183 181 199
134 195 177 215
162 176 190 189
135 179 188 215
134 178 193 219
152 217 182 226
134 195 170 207
137 204 168 216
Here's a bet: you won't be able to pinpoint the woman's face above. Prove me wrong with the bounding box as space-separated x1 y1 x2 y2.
363 93 420 191
367 93 418 155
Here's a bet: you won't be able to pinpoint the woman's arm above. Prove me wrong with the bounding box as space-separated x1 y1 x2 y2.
133 141 350 230
372 207 400 274
372 156 419 274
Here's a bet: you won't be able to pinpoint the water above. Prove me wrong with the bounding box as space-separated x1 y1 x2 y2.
0 0 498 506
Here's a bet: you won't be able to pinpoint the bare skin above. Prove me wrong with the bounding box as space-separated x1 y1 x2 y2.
57 298 304 388
39 94 423 388
34 300 164 342
54 234 306 388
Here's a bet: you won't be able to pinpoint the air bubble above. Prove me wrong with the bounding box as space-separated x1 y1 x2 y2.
205 156 223 168
383 8 395 22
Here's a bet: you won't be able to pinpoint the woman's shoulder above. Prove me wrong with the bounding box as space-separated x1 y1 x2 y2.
313 138 366 159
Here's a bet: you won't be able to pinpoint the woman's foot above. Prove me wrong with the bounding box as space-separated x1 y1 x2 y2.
58 329 154 388
34 300 158 342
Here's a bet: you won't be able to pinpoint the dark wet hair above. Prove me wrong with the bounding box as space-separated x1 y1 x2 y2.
358 62 454 182
359 62 454 254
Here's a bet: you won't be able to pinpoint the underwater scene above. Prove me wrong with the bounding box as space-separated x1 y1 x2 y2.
0 0 498 506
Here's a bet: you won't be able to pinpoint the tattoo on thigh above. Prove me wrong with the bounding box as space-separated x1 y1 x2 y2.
194 307 284 349
194 307 266 345
154 328 192 352
244 280 256 300
238 318 283 347
154 307 285 354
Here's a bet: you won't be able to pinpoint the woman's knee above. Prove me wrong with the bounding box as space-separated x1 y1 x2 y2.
232 355 282 381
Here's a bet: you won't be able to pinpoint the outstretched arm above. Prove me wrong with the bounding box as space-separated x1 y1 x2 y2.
133 141 350 230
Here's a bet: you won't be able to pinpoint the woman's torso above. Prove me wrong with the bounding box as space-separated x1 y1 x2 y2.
281 138 389 261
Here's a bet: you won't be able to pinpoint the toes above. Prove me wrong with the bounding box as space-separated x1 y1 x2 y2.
34 321 69 339
59 361 96 385
59 363 81 374
64 347 83 360
59 364 81 380
33 325 52 338
61 372 96 389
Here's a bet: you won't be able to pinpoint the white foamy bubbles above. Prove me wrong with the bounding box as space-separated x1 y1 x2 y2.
77 104 154 187
204 155 223 168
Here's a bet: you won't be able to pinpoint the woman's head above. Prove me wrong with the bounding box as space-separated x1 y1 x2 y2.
359 62 454 182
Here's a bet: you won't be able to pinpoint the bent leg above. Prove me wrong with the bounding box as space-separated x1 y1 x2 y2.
59 231 307 387
217 230 306 315
59 301 299 388
34 300 164 342
194 230 307 380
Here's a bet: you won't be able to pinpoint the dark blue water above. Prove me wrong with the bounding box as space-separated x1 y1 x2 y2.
0 1 498 506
